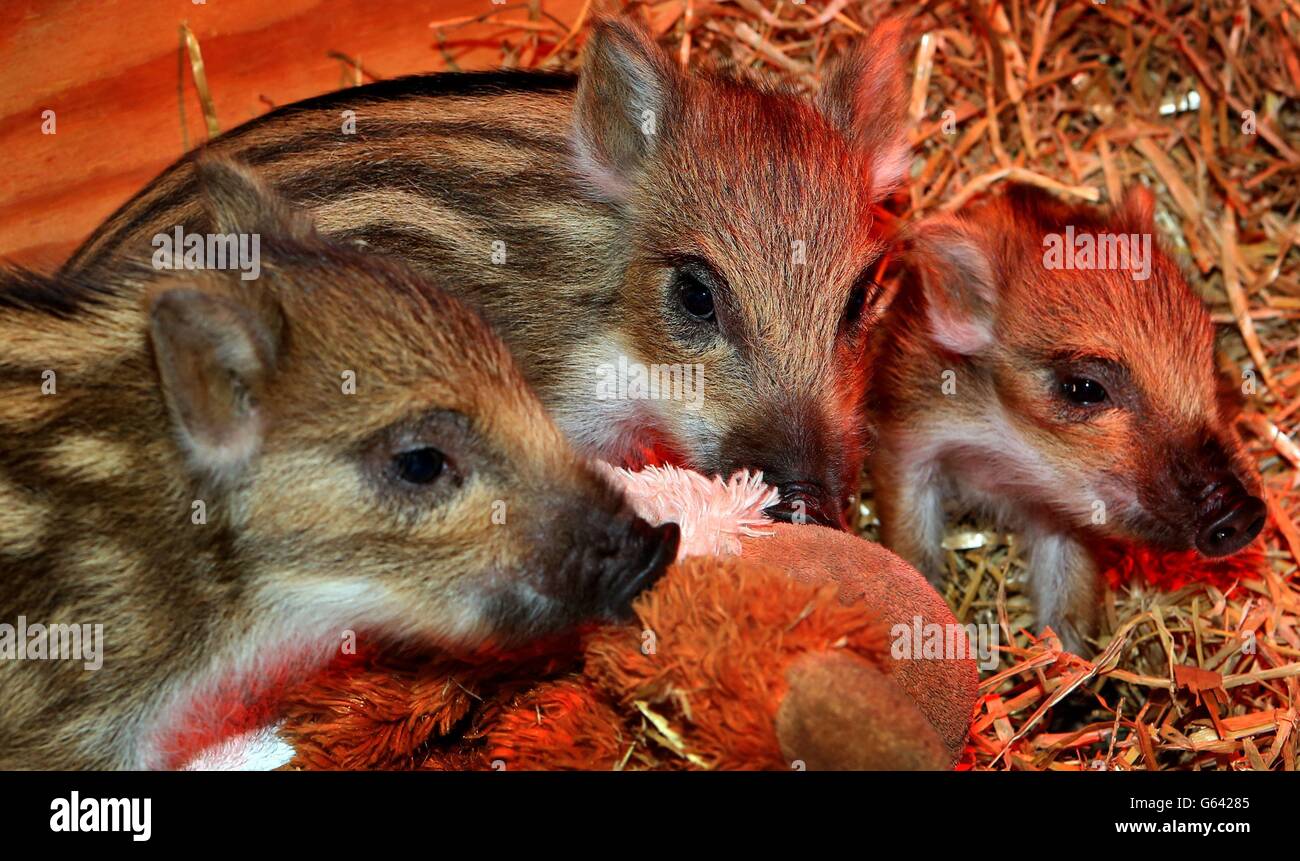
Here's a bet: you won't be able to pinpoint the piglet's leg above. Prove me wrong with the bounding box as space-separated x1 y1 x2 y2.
1024 530 1100 656
875 455 949 587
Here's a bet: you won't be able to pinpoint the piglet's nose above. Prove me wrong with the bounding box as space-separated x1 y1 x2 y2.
1195 484 1266 557
764 482 848 530
602 519 679 618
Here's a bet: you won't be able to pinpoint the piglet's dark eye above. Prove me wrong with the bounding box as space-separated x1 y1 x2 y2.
393 447 446 484
843 284 867 328
1060 376 1107 406
678 272 716 322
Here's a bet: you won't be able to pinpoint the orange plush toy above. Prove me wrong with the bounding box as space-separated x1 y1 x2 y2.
185 467 980 771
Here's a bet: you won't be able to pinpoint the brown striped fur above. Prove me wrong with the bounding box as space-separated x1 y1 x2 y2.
0 159 676 769
63 15 916 528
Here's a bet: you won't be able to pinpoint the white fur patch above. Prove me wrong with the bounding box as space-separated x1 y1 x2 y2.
552 334 656 462
182 724 294 771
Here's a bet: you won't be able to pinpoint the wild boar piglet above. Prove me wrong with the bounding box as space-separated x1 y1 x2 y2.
65 16 920 529
871 184 1265 652
0 159 677 769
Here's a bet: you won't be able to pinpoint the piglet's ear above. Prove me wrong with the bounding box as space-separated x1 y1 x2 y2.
193 156 317 243
905 217 999 356
571 16 682 201
817 16 914 197
150 287 280 483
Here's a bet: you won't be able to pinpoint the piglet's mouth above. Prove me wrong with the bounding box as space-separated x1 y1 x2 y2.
763 482 849 530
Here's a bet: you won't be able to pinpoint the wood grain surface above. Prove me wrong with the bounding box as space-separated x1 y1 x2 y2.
0 0 584 268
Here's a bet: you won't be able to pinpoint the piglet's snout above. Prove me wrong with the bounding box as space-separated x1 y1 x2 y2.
1195 480 1266 557
763 481 848 530
590 517 679 618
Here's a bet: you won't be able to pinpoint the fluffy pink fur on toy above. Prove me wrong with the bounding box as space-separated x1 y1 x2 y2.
596 463 779 559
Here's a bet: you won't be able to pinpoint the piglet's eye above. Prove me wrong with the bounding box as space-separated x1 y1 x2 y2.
842 273 883 333
678 271 716 322
393 447 446 485
1060 376 1107 406
843 284 867 327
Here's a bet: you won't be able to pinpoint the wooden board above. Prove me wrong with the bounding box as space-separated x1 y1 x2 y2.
0 0 584 268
